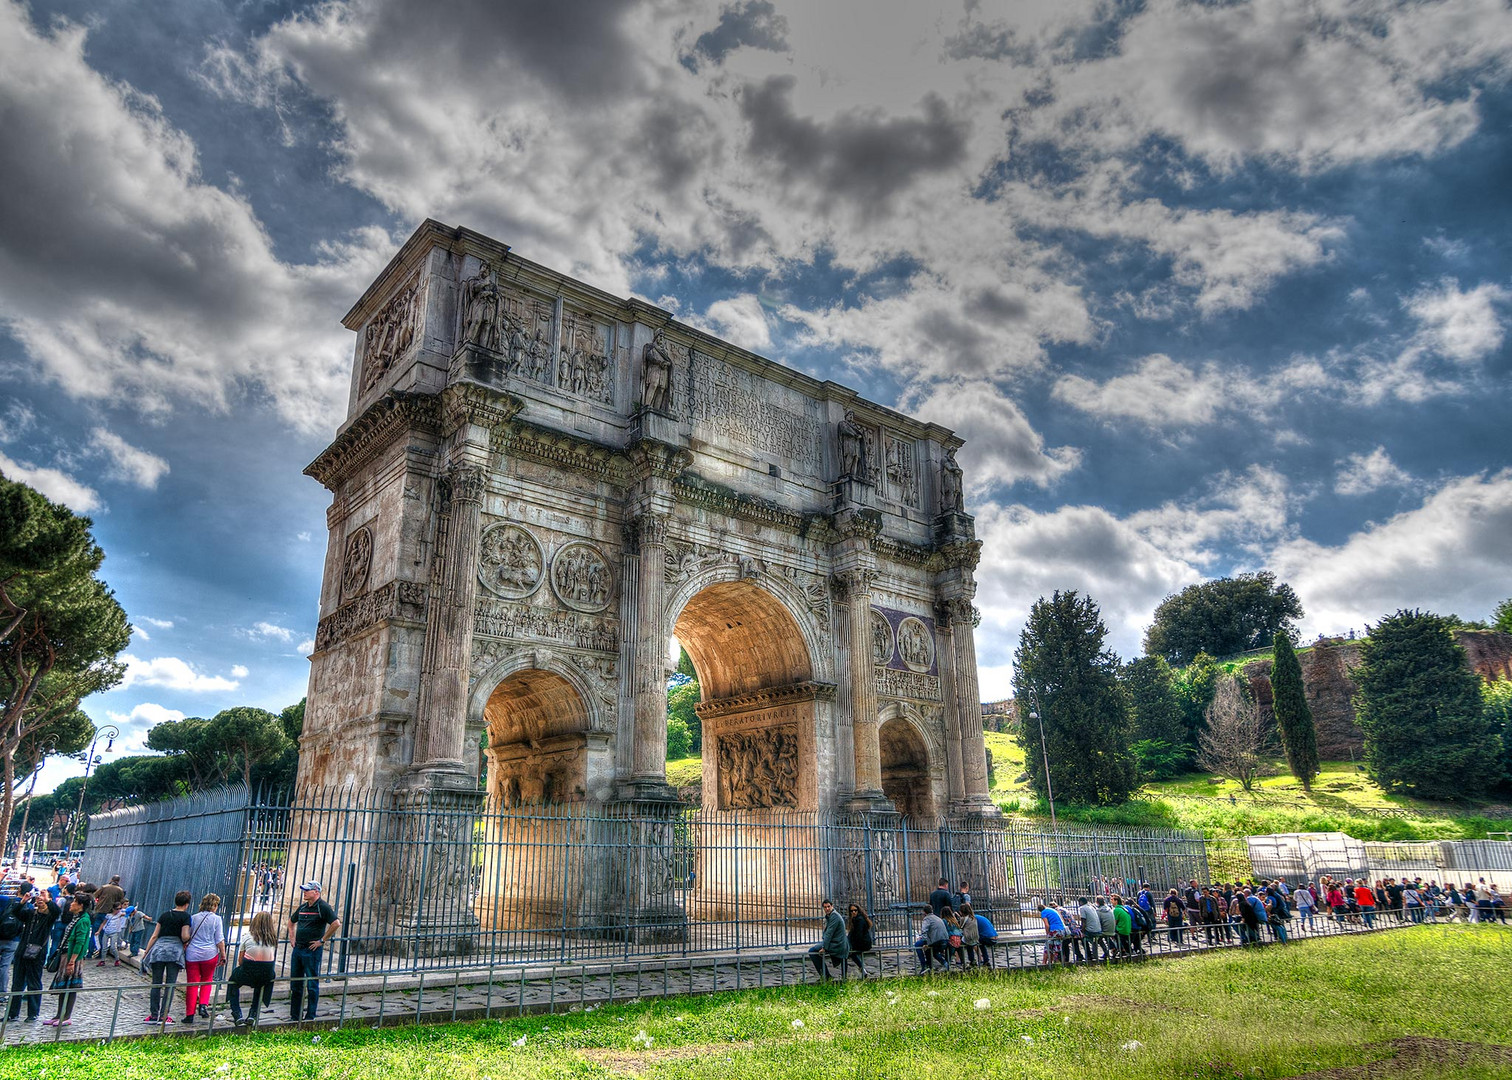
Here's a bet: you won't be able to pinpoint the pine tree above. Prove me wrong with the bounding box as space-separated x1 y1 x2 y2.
1355 610 1502 798
1013 591 1138 806
1270 631 1319 790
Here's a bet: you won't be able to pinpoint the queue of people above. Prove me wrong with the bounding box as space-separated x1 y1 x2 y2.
0 869 340 1031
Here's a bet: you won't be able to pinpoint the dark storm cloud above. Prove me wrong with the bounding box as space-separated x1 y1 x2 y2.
739 75 969 206
351 0 643 101
967 287 1031 324
688 0 789 69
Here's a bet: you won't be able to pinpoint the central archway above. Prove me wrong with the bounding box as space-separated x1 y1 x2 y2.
673 579 822 813
880 715 934 821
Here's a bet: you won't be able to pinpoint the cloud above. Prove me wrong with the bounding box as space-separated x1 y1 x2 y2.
1024 0 1512 174
88 428 170 489
688 0 789 68
0 2 383 433
1053 354 1232 428
230 664 250 678
104 702 186 752
911 381 1080 493
138 617 174 630
119 654 241 692
701 294 771 352
1334 447 1414 496
296 638 315 654
1271 470 1512 636
249 621 296 643
1404 278 1509 365
296 532 313 543
0 450 101 512
130 624 150 642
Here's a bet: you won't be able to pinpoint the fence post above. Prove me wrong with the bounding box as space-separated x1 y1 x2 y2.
339 861 356 975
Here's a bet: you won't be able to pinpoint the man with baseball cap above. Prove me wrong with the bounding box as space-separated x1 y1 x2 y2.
287 880 340 1022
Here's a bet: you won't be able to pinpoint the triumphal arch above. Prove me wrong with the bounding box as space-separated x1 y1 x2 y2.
299 220 996 826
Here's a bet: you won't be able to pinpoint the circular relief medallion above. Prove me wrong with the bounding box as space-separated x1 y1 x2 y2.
550 540 614 612
341 526 373 600
870 609 895 666
896 616 935 673
478 523 544 599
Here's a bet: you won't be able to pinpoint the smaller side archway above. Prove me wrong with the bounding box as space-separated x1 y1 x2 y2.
483 668 590 805
879 708 935 821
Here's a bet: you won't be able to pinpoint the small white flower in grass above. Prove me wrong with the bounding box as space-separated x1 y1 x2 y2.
311 1036 321 1045
973 998 990 1010
1021 1035 1034 1045
633 1029 654 1047
512 1035 527 1047
1121 1040 1143 1051
791 1019 804 1029
1063 1016 1071 1024
216 1067 233 1074
926 990 939 998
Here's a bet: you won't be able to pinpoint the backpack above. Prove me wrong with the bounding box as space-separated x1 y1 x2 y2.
0 901 22 941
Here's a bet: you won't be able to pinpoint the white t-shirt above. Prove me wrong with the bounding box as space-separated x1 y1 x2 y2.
185 911 225 963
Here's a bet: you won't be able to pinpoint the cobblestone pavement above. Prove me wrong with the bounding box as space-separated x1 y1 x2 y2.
0 916 1475 1048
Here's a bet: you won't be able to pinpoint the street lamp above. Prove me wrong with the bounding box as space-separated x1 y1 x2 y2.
69 724 118 852
1025 689 1058 831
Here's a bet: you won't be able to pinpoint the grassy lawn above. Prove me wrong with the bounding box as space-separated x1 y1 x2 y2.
12 927 1509 1079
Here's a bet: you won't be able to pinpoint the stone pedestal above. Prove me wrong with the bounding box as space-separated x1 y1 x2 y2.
610 800 688 944
382 787 484 958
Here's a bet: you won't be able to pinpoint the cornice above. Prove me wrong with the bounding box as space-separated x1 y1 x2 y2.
305 391 442 491
695 680 837 720
495 420 630 485
672 473 807 533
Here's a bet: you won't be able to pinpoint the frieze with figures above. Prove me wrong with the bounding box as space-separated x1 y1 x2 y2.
341 526 374 601
473 596 619 653
871 605 939 675
875 667 942 702
314 580 428 653
477 523 544 600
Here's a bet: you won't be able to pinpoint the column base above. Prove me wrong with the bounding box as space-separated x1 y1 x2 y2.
948 795 1003 819
617 776 681 805
402 760 481 796
845 789 897 815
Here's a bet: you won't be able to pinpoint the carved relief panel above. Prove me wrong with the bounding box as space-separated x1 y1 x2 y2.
557 307 615 406
499 290 556 383
550 540 613 612
884 434 920 508
477 523 544 600
361 275 421 395
715 725 799 809
340 526 373 602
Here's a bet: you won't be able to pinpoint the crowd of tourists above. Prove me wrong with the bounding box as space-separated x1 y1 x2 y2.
0 867 339 1030
806 873 1508 979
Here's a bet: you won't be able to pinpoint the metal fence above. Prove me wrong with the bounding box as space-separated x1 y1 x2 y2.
80 787 253 922
79 788 1208 974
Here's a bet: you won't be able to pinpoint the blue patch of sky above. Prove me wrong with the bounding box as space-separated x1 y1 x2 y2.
26 0 397 263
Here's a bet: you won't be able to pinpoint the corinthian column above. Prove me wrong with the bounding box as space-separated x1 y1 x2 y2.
940 594 997 815
413 461 487 787
628 510 677 800
837 567 888 811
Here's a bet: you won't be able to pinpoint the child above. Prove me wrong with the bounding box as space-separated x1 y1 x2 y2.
225 911 279 1027
97 901 134 965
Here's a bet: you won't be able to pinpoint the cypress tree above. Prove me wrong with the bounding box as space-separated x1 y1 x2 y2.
1355 610 1501 798
1270 631 1319 791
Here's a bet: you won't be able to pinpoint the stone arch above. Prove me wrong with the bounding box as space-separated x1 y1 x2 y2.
476 657 600 805
670 575 826 811
879 703 935 821
664 564 835 689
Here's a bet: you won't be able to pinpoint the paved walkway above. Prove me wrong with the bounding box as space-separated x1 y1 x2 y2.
0 915 1486 1048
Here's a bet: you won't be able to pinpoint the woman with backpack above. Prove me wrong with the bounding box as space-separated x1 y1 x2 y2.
183 893 227 1024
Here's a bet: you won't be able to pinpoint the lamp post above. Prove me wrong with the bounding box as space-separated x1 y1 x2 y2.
12 741 55 869
69 724 118 852
1025 689 1058 832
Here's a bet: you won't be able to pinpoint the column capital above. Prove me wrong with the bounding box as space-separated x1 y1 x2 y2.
627 440 692 483
935 595 976 627
441 380 522 438
628 510 670 549
830 506 883 543
444 463 487 505
936 538 982 571
830 566 875 603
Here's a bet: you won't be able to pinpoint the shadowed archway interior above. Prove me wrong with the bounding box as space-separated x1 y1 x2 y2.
483 669 590 804
880 717 933 821
673 580 813 699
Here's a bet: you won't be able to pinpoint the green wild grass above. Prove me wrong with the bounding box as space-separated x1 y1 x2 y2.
5 926 1508 1080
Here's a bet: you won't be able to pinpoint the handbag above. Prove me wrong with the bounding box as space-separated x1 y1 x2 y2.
948 933 963 948
44 951 61 974
22 943 42 961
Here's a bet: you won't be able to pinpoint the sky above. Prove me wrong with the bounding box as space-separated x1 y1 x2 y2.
2 0 1510 795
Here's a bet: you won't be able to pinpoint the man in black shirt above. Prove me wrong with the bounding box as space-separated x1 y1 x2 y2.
928 879 953 917
7 892 59 1021
287 880 340 1021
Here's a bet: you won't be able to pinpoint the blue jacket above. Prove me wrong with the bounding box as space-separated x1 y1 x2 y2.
974 914 997 941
